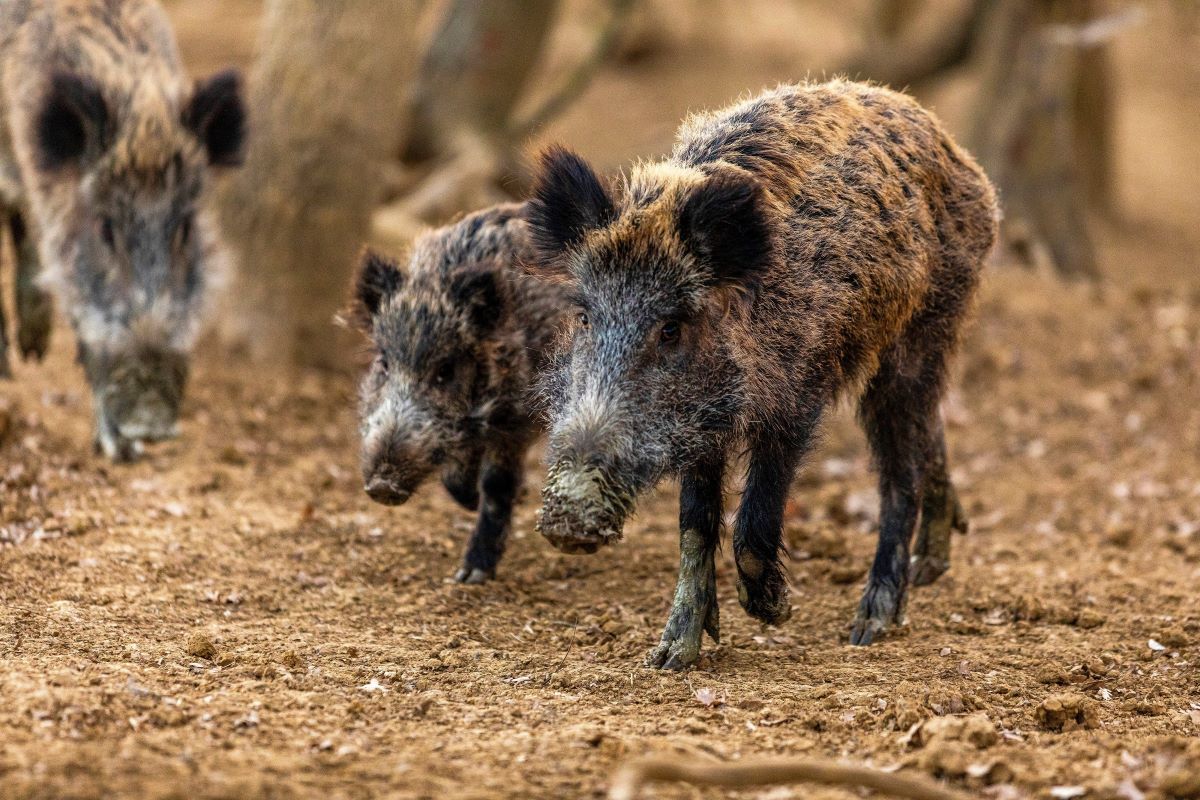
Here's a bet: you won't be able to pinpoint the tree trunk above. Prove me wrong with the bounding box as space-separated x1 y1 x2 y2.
400 0 560 165
842 0 988 91
379 0 633 239
217 0 424 369
969 0 1101 279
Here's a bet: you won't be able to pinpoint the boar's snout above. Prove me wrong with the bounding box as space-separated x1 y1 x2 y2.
116 399 181 443
84 345 188 461
361 436 434 507
537 461 637 555
364 473 412 506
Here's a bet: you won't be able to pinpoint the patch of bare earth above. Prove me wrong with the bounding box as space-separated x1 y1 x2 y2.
2 2 1198 798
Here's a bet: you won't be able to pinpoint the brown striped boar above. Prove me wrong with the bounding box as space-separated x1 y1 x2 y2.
353 204 569 583
0 0 245 460
526 81 998 669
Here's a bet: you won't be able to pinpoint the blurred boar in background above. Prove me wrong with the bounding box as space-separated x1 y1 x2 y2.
353 204 569 583
527 80 998 669
0 0 245 460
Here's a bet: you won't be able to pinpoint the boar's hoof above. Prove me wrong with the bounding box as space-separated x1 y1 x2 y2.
452 565 493 584
850 580 906 646
0 350 11 380
735 576 792 625
908 555 950 587
645 638 701 671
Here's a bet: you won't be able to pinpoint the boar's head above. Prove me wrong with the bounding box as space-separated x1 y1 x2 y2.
29 68 245 461
353 249 509 511
525 146 775 554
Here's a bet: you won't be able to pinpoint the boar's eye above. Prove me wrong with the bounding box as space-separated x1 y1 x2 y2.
376 352 389 374
577 312 589 329
434 359 456 387
659 319 681 345
99 217 116 250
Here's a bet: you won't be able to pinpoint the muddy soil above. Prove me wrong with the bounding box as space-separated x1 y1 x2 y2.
1 2 1198 799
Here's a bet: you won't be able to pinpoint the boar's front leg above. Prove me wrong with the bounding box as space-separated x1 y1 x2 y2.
454 440 527 584
441 442 483 511
733 434 809 626
645 456 724 670
10 210 52 362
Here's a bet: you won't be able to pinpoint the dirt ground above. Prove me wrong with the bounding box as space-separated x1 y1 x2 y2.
2 2 1199 799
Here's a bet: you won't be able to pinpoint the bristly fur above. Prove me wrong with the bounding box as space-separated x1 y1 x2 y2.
356 202 570 583
527 144 616 269
35 71 110 170
676 167 773 290
525 80 999 668
0 0 246 460
353 248 406 324
181 68 246 167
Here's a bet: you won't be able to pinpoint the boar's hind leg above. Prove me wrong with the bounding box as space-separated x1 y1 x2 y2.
851 347 946 645
909 422 968 587
10 211 52 362
454 443 524 584
646 456 724 670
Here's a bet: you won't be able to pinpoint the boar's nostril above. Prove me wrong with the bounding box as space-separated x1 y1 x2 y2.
365 476 411 506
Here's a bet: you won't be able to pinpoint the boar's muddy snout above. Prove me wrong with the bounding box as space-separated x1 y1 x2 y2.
536 461 637 555
85 345 188 461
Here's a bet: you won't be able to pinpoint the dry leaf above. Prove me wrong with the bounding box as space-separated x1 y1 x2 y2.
1050 787 1086 799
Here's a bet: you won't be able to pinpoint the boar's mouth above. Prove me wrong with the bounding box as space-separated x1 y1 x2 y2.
364 469 418 506
84 347 187 463
537 462 637 554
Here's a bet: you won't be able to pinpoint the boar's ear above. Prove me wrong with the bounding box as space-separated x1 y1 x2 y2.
450 266 504 332
677 170 773 289
35 72 110 170
353 249 405 326
183 69 247 167
526 145 615 272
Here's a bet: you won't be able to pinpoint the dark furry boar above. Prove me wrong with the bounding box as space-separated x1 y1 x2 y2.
526 81 998 668
353 203 568 583
0 0 246 460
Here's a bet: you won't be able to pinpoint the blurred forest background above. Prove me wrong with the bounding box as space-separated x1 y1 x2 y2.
164 0 1200 368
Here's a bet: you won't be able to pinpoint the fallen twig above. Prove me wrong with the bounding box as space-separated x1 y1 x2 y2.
608 756 970 800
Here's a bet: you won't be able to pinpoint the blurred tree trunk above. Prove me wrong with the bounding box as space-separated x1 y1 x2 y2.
401 0 560 165
844 0 988 92
378 0 634 240
217 0 425 369
1065 0 1115 213
969 0 1110 279
846 1 1123 278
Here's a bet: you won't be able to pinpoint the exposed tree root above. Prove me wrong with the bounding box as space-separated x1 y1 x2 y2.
608 756 970 800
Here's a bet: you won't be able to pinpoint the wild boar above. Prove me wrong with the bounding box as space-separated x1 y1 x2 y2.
354 203 569 583
526 80 998 668
0 0 246 460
